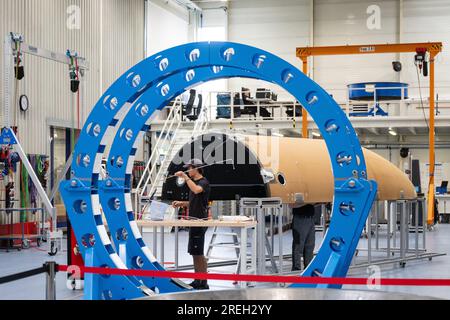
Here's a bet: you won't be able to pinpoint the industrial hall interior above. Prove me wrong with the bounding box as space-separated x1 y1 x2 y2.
1 0 450 302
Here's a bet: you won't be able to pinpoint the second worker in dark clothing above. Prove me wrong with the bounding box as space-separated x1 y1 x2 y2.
291 204 316 271
172 158 211 290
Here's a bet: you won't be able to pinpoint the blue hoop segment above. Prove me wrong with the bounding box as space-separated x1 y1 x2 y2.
60 42 377 299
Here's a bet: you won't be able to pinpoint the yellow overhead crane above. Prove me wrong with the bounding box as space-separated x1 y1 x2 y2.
296 42 443 225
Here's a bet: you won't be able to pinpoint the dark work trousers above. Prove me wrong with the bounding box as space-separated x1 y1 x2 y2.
292 214 316 271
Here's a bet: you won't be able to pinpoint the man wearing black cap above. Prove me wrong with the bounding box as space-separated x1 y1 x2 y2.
172 158 211 290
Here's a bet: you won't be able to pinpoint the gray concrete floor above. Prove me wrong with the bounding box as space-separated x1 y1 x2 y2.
0 224 449 299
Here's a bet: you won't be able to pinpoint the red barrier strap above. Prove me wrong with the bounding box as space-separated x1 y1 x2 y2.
57 264 450 287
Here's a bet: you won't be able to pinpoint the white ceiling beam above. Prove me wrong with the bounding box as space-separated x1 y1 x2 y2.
172 0 202 12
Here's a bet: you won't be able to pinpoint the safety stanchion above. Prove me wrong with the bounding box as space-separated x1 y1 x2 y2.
45 261 57 300
0 261 58 300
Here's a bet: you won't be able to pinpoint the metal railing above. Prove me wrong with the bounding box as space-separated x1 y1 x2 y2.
133 98 183 215
0 261 57 300
329 84 450 117
146 88 450 125
191 100 209 138
204 90 302 123
145 100 210 201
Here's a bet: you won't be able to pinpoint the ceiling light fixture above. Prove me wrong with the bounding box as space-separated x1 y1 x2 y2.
388 128 397 136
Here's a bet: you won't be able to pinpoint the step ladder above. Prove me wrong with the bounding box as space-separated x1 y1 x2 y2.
205 200 256 276
206 226 241 273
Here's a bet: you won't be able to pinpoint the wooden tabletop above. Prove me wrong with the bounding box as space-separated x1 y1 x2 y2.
136 219 257 228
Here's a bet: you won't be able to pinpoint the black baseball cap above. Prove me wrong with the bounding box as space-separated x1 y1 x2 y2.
183 158 204 169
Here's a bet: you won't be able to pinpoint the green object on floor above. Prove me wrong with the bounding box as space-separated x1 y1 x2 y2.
20 161 29 222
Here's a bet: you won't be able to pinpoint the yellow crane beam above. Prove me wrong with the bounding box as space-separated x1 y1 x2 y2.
296 42 443 225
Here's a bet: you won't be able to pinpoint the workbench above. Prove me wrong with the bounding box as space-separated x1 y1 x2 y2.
0 208 45 251
137 219 257 287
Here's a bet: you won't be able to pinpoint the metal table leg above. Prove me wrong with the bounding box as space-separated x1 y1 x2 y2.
422 199 427 250
257 207 265 274
153 226 157 259
415 200 419 258
278 206 283 275
252 225 257 276
240 226 247 288
367 209 372 264
175 226 179 269
386 201 391 258
160 226 164 265
375 201 379 250
400 201 407 266
393 202 397 250
268 208 274 251
406 201 410 252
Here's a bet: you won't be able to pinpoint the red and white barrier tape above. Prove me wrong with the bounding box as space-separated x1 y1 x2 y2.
57 265 450 287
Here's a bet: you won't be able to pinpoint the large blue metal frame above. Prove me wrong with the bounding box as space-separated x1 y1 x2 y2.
59 42 377 299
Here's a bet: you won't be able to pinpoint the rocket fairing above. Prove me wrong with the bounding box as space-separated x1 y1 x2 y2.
245 135 416 203
162 133 416 203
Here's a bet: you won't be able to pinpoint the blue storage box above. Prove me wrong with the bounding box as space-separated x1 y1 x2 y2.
217 93 231 118
348 82 408 101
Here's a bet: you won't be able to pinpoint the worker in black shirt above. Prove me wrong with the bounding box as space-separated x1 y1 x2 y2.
172 158 211 290
291 204 316 271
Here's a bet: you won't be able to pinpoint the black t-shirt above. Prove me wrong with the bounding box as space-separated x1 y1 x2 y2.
188 177 210 219
292 204 315 217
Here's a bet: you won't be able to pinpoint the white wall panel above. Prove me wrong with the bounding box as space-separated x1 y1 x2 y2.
227 0 310 96
402 0 450 99
0 0 145 155
146 0 189 56
200 5 227 28
313 0 399 101
102 0 145 90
